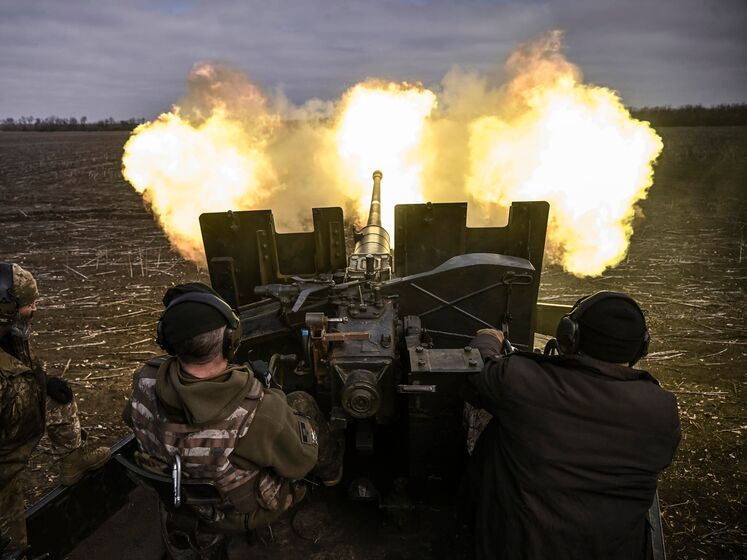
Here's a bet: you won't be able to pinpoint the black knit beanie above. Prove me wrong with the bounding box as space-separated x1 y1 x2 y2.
160 283 228 345
577 296 647 364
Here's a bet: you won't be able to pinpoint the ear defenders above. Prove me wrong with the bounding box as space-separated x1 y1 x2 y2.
156 292 242 360
555 291 650 365
0 262 18 317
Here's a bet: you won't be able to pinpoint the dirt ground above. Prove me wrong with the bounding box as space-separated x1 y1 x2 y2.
0 127 745 558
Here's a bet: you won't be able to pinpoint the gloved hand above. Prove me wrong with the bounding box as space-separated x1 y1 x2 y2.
46 376 74 404
250 357 283 389
249 360 273 388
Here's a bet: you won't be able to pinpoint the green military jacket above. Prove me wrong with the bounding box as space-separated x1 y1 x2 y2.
0 347 45 484
123 357 317 482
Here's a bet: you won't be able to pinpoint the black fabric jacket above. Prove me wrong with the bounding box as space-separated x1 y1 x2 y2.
465 334 681 560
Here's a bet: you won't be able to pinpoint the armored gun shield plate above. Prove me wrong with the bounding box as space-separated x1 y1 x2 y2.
381 253 537 348
200 207 346 308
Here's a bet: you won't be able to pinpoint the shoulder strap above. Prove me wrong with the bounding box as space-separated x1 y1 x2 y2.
243 373 264 401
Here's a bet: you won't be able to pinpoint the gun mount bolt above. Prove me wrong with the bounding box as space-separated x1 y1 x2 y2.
415 346 424 353
468 359 478 367
463 346 472 352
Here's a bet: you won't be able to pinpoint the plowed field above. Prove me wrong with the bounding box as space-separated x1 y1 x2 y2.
0 127 745 558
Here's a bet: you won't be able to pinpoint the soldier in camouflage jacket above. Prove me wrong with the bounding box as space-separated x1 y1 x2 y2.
123 283 343 533
0 263 110 553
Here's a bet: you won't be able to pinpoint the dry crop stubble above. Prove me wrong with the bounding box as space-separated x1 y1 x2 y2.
0 127 744 558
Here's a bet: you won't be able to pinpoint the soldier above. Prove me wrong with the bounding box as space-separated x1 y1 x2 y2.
122 282 343 532
463 291 681 560
0 263 111 553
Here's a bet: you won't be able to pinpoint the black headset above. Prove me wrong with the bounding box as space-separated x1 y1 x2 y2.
156 292 242 360
555 291 650 365
0 262 18 317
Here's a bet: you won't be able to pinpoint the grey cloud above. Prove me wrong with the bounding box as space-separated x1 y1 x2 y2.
0 0 745 119
548 0 747 105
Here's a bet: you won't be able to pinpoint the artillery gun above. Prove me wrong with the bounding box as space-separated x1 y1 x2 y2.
20 173 669 559
20 171 561 560
199 170 553 492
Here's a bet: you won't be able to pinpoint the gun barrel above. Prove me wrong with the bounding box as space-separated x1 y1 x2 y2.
354 170 391 256
367 170 383 227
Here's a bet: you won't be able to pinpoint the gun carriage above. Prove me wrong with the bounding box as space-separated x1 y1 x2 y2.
199 170 551 493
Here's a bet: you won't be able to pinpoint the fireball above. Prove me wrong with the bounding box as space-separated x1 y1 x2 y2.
122 109 276 265
121 32 662 278
328 81 437 233
464 32 662 276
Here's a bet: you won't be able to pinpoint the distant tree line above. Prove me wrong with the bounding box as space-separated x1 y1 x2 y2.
1 104 745 131
0 116 146 132
630 104 747 127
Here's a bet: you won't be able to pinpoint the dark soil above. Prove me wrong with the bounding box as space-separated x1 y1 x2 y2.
0 127 745 558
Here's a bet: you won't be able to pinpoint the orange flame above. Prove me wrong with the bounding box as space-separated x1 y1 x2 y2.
122 64 278 265
323 81 437 233
122 32 662 277
462 31 662 276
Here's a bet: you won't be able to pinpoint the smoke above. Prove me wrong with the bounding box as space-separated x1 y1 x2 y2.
123 30 662 276
452 31 662 275
178 62 276 130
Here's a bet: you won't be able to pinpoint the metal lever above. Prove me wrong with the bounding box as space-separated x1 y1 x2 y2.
397 384 437 394
172 453 182 508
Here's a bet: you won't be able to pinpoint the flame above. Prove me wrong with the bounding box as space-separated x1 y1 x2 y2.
121 32 662 277
122 64 278 265
463 31 663 276
122 109 276 264
326 81 437 232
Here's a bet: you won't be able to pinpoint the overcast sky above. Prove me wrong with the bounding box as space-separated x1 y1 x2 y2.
1 0 745 121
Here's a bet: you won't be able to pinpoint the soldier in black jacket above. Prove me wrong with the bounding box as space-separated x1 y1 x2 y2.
463 291 681 560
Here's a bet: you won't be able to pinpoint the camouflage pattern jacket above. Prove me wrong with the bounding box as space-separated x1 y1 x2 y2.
124 357 291 515
0 346 45 486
